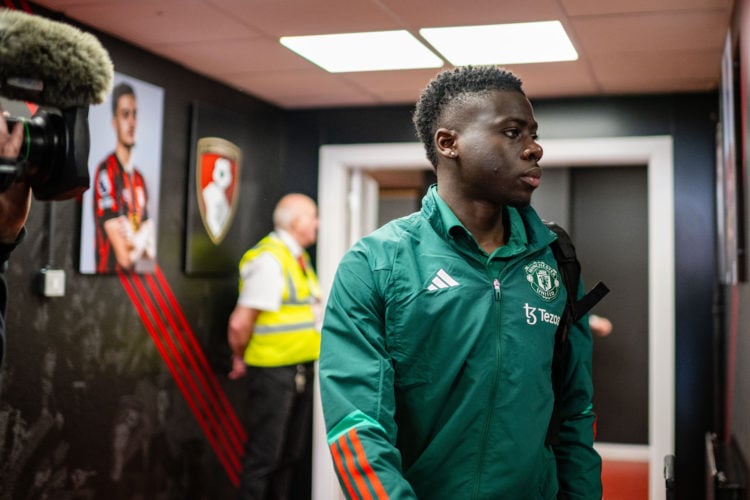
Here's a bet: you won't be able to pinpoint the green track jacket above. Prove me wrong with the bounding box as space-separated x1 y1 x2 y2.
320 187 601 499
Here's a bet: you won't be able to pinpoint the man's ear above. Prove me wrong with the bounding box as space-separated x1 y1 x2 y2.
435 128 458 160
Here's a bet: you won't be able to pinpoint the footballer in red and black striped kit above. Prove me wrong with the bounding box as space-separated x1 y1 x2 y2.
93 82 155 274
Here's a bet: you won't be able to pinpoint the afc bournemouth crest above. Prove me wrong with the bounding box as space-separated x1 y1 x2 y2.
524 261 561 301
196 137 241 245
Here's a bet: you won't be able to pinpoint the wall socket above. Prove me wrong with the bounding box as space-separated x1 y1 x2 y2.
38 268 66 297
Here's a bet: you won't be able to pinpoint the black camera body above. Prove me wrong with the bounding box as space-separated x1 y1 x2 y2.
1 106 90 201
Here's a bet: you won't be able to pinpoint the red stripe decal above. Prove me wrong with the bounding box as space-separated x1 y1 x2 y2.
348 429 388 499
154 266 246 441
118 268 243 486
128 273 242 473
118 272 239 484
143 272 244 456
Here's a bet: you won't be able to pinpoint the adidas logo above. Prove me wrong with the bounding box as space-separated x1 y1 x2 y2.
427 269 459 291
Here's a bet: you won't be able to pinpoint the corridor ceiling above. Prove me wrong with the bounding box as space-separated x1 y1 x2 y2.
33 0 734 109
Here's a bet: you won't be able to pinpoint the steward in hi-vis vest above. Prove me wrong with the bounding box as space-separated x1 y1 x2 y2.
238 233 320 367
226 193 321 499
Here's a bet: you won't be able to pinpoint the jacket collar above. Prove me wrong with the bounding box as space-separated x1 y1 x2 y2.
421 184 556 255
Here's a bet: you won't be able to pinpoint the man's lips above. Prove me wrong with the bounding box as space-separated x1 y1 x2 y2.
521 168 541 188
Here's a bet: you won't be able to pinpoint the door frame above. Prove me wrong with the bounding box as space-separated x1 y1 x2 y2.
314 137 674 500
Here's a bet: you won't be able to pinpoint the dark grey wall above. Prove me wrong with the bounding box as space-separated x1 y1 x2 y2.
1 5 289 499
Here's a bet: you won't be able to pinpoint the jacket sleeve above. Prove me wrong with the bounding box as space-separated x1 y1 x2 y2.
0 227 25 376
319 246 417 499
554 280 603 499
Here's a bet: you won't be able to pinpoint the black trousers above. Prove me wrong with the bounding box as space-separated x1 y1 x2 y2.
237 362 314 500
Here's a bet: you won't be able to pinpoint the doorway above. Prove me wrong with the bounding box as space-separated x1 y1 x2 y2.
314 137 674 500
535 166 650 447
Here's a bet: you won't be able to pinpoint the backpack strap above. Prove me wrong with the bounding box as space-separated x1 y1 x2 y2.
544 221 609 446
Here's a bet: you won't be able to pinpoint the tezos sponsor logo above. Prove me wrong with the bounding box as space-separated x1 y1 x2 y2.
524 303 561 326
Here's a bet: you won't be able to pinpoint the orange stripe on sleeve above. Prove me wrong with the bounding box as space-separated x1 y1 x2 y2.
330 440 359 500
348 429 389 500
340 434 374 500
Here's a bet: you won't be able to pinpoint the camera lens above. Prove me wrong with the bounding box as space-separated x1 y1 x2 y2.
2 107 90 201
6 111 66 184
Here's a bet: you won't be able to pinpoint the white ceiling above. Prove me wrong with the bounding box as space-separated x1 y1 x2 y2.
32 0 734 110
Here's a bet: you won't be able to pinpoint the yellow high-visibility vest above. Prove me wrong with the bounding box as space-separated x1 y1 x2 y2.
238 234 320 366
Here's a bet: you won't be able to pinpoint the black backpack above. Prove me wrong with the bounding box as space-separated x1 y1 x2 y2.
543 221 610 446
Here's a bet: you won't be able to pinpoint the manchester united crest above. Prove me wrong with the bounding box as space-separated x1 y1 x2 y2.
524 260 561 301
196 137 241 244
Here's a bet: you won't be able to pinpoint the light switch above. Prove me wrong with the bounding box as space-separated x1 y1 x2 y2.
39 268 66 297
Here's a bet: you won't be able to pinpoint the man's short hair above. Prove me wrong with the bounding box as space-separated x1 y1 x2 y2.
413 66 525 167
111 82 136 116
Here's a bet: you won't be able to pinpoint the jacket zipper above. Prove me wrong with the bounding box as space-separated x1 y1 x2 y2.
473 276 503 498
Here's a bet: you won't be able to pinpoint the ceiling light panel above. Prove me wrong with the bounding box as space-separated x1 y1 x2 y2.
280 30 445 73
420 21 578 65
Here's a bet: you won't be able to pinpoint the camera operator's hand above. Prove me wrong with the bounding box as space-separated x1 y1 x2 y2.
0 114 31 245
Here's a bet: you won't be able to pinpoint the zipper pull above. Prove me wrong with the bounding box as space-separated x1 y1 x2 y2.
493 279 501 301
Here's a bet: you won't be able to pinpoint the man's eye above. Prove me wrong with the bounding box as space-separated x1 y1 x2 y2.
504 129 520 138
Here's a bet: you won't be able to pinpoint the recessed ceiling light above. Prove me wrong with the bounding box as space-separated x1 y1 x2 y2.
280 30 444 73
420 21 578 65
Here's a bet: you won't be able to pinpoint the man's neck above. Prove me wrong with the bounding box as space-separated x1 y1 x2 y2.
438 190 508 253
115 145 132 172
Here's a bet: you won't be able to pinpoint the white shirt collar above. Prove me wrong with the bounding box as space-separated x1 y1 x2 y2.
273 228 303 257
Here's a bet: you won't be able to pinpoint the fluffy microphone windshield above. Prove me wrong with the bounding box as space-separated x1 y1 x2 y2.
0 9 114 108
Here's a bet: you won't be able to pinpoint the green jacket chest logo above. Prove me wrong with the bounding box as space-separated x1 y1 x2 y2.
524 260 560 301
